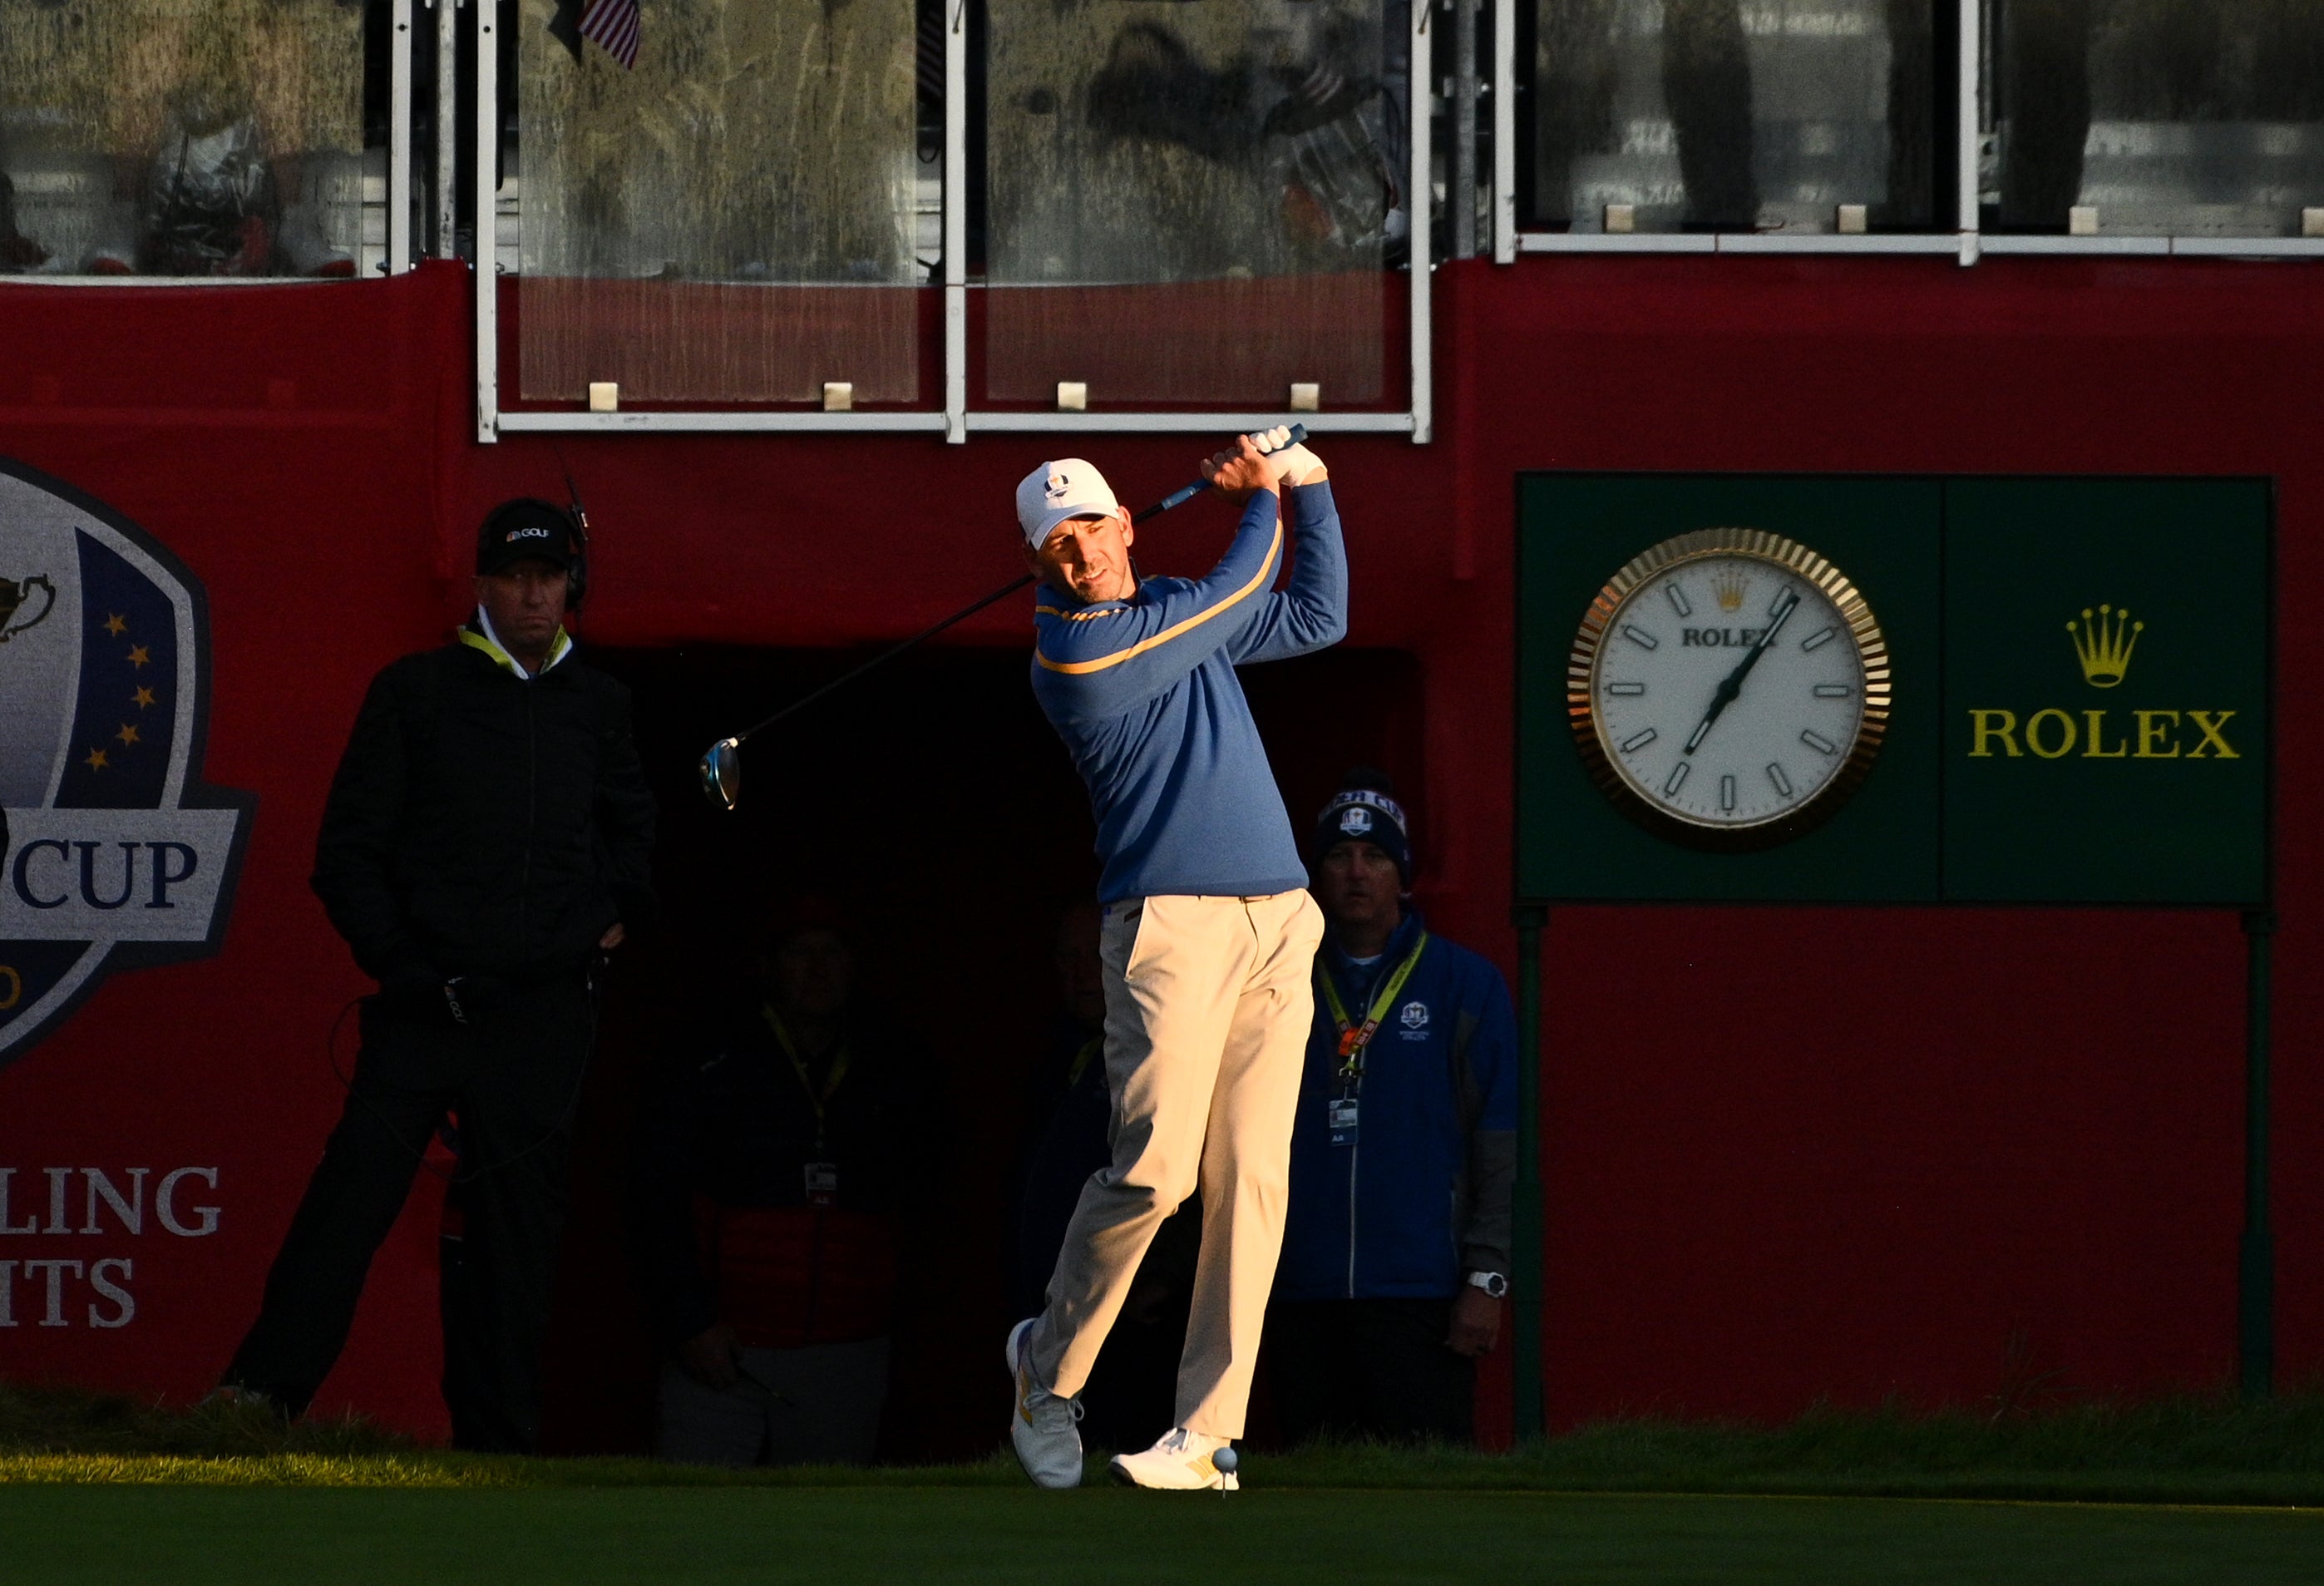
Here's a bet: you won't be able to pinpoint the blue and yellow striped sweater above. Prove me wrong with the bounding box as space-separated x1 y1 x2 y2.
1030 481 1347 902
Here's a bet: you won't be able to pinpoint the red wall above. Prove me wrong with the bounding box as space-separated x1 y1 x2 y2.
0 253 2316 1442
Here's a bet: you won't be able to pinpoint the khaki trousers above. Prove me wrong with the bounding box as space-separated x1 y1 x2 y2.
1029 888 1325 1439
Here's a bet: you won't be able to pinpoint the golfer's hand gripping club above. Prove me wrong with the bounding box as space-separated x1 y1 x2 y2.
698 424 1311 812
1135 422 1312 522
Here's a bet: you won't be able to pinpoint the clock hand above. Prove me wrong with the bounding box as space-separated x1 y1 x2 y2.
1682 587 1802 754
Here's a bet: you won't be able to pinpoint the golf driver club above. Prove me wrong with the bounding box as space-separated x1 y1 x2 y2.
698 424 1308 811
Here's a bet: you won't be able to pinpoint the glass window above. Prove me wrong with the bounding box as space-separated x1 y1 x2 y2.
1530 0 1942 232
983 0 1402 408
0 0 372 278
512 0 925 407
1989 0 2324 235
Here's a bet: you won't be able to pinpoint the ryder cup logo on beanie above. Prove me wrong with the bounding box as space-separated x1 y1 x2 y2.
1016 459 1120 550
1312 771 1413 886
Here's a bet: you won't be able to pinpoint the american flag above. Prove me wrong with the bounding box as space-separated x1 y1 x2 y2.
579 0 640 68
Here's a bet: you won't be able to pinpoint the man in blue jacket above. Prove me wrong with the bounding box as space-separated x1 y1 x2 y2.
1007 428 1344 1490
1270 773 1518 1445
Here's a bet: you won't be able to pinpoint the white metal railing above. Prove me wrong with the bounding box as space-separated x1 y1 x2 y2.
388 0 414 275
476 1 1434 443
473 0 496 441
480 0 2324 442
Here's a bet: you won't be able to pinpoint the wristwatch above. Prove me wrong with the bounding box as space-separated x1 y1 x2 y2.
1466 1271 1509 1300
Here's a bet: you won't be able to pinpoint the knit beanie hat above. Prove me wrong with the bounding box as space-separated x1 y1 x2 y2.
1311 768 1412 885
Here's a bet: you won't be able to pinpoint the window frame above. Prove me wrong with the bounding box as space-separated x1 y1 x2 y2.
1499 0 2324 267
0 0 417 289
476 0 1436 443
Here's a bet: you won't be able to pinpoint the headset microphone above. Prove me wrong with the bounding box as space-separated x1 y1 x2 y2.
551 442 592 612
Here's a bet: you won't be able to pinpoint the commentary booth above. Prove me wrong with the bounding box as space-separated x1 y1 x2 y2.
2 0 2320 1454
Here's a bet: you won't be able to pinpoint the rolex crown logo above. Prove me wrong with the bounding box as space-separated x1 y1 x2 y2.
1711 569 1748 612
2067 603 2144 689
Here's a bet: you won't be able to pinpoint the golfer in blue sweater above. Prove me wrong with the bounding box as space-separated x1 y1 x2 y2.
1006 428 1345 1490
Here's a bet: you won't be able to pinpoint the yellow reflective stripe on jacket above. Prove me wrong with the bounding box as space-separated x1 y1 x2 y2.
1032 519 1282 676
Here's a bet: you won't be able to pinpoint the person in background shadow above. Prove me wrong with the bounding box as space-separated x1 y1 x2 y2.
1532 0 1758 230
0 166 48 271
1661 0 1759 229
634 902 944 1466
1996 0 2095 231
1998 1 2324 232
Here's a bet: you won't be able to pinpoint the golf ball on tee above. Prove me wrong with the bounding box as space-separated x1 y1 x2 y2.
1213 1447 1239 1475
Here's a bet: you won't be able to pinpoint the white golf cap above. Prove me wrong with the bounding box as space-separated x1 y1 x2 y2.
1016 458 1121 550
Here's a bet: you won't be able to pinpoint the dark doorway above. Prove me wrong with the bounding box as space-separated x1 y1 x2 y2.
537 641 1423 1460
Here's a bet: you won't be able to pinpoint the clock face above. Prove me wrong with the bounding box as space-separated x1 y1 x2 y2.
1568 529 1891 848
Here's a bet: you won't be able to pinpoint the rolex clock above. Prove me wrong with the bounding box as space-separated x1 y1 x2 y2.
1567 527 1892 849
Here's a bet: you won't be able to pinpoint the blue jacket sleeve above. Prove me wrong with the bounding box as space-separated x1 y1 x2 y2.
1458 958 1522 1277
1030 489 1285 722
1228 480 1349 665
1471 965 1520 1132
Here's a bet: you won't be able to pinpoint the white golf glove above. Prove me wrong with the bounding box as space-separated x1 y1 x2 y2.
1271 443 1325 487
1246 426 1325 487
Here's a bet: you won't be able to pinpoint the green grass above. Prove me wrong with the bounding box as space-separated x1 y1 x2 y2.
8 1381 2324 1584
8 1378 2324 1505
3 1485 2322 1586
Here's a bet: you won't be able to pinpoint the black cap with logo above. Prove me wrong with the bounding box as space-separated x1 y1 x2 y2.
476 498 580 577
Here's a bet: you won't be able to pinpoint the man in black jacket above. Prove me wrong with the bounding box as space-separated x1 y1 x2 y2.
220 500 654 1451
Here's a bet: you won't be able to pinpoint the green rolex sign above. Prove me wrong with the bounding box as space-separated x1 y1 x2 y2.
1517 474 2272 906
1942 478 2269 905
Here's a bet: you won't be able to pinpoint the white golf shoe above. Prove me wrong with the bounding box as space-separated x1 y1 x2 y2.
1005 1317 1084 1490
1108 1427 1234 1490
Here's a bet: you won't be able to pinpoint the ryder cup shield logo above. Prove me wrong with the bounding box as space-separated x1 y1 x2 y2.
0 459 253 1069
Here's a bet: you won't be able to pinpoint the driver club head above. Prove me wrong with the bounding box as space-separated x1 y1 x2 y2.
699 736 743 812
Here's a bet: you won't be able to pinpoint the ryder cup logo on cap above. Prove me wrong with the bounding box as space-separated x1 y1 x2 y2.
1016 458 1120 550
0 457 254 1070
1325 788 1407 836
